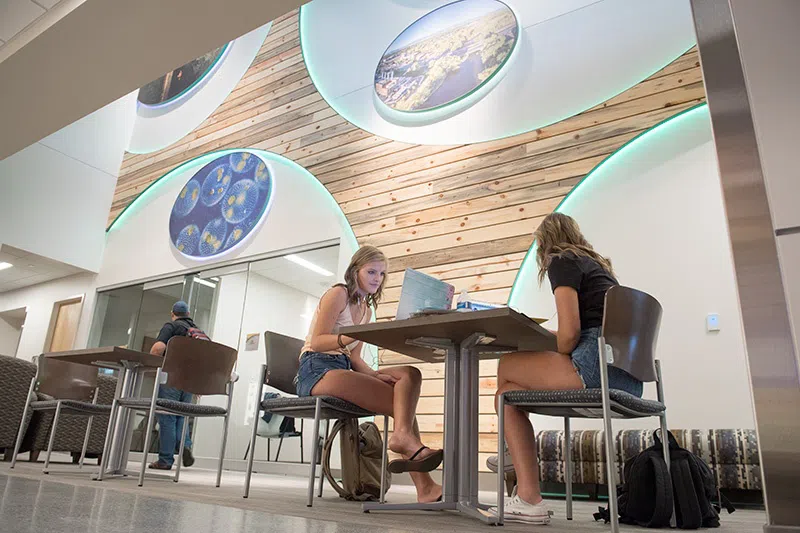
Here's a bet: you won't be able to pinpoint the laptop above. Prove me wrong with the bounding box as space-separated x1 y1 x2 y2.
395 268 456 320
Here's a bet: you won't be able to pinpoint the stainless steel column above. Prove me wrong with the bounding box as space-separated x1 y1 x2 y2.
690 1 800 529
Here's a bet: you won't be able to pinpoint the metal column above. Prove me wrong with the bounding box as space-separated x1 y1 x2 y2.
690 1 800 529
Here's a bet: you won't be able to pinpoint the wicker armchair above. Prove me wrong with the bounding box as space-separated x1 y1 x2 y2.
20 373 117 463
0 354 37 460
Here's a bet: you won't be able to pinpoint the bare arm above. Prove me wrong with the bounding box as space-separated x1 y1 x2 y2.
554 286 581 355
345 309 398 385
309 286 357 353
150 341 166 356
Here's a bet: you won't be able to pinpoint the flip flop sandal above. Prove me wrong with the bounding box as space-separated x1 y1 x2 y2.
388 446 444 473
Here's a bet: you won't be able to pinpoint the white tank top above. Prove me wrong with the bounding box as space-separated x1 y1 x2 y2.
300 289 369 357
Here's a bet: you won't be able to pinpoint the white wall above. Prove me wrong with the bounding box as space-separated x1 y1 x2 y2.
0 273 95 361
0 313 24 357
0 92 137 273
511 106 755 431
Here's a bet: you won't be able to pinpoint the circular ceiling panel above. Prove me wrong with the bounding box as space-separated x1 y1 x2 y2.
169 151 274 259
300 0 696 144
374 0 519 122
127 23 271 154
137 44 230 108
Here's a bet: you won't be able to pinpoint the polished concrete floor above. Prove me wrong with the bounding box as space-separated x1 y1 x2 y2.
0 459 766 533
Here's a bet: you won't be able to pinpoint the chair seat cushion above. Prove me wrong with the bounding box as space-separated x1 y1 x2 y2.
30 400 112 414
119 398 227 416
260 395 374 418
504 388 665 417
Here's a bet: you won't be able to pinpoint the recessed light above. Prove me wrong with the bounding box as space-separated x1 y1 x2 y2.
0 262 13 271
285 255 334 277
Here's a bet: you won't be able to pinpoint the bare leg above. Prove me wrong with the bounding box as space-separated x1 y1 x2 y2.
312 368 441 502
495 351 583 505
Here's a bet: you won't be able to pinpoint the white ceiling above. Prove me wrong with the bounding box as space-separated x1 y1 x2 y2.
251 246 340 299
0 0 68 48
0 244 83 294
0 0 305 160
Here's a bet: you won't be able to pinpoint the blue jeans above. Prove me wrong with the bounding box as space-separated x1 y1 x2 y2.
570 327 643 397
156 386 193 466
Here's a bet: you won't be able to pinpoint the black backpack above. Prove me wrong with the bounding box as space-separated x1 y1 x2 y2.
595 430 734 528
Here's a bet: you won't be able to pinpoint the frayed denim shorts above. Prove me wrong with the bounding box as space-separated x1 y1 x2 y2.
571 327 643 397
294 351 352 397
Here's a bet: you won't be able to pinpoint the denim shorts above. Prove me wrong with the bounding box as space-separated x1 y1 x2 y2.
571 327 643 397
295 351 352 397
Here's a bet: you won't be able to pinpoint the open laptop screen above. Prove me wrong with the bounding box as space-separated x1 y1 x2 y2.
395 268 455 320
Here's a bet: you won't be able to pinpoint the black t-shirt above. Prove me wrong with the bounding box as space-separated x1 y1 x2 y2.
547 253 617 330
155 317 198 345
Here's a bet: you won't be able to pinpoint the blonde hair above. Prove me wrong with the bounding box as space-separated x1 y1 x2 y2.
338 245 388 308
534 213 615 284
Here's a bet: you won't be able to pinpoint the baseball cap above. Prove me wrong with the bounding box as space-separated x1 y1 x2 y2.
172 301 190 315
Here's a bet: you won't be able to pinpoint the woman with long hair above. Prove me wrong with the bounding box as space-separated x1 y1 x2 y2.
490 213 642 524
295 245 442 503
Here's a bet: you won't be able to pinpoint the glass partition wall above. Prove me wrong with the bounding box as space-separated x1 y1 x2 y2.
87 243 341 466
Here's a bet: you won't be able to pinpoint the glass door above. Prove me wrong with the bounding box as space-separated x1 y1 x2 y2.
131 277 187 354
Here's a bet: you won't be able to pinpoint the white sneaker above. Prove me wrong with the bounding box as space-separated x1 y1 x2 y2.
490 494 552 525
486 450 515 473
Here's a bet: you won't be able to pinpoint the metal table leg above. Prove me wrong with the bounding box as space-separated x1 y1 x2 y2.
457 333 498 525
364 333 500 524
363 341 459 514
94 362 145 480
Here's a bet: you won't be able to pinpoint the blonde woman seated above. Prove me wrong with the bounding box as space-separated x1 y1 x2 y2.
490 213 643 524
295 245 442 503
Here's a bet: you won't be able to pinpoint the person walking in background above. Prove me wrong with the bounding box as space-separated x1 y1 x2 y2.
148 300 206 470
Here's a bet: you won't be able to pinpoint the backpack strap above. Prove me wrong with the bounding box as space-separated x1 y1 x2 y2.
643 452 675 528
322 420 349 500
719 491 736 514
671 454 703 529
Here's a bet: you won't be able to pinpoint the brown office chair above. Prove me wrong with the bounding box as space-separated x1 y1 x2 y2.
97 336 238 487
496 286 672 532
243 331 384 507
10 357 111 473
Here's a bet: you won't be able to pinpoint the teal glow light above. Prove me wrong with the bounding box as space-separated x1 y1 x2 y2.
106 149 359 253
507 103 709 307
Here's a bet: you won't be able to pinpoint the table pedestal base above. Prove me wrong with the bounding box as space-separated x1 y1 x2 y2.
362 501 499 524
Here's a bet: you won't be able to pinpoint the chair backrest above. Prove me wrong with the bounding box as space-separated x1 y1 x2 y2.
162 336 238 395
263 331 305 395
601 285 663 383
37 356 98 401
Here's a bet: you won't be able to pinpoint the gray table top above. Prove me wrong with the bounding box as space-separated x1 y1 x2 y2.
340 307 556 363
45 346 163 369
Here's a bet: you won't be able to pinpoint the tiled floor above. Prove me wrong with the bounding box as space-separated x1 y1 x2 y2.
0 460 765 533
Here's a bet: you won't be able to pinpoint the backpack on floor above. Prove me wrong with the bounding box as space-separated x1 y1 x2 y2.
664 431 735 528
594 430 734 529
321 419 391 502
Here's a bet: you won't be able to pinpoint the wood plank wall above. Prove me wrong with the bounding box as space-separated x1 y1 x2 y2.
112 10 705 470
